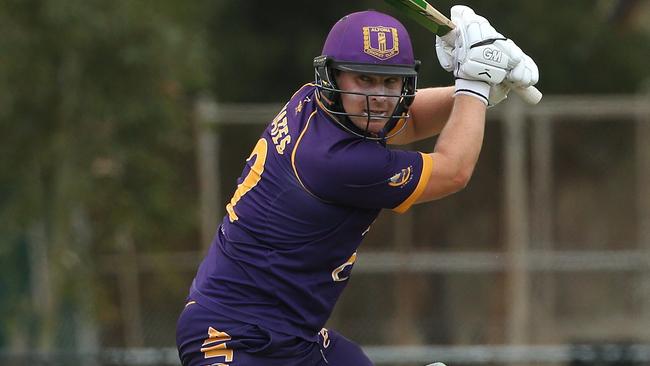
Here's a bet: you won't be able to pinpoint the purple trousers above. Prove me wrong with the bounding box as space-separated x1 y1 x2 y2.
176 300 374 366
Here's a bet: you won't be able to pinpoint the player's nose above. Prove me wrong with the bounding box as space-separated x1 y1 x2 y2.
369 90 388 103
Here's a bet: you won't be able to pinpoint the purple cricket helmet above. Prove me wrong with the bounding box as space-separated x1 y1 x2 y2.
314 10 420 140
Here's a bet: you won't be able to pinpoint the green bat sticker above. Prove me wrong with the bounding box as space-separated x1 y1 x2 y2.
384 0 453 36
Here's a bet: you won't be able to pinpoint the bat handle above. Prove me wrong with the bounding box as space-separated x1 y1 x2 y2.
513 85 542 105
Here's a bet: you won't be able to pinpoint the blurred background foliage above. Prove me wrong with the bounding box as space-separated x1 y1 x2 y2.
0 0 649 353
208 0 650 101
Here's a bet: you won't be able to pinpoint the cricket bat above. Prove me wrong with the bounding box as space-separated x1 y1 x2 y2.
385 0 543 105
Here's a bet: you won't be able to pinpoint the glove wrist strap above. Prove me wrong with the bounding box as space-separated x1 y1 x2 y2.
454 79 490 105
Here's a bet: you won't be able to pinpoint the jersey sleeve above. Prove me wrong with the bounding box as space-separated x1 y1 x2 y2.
295 140 433 213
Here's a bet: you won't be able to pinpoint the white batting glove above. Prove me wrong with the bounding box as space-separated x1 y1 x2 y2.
436 6 528 105
437 32 492 105
445 6 520 84
488 44 538 106
487 53 537 107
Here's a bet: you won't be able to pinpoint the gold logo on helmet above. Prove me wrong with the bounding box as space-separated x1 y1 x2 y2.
363 26 399 60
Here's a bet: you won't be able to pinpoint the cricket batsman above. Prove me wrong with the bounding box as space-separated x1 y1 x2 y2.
176 6 538 366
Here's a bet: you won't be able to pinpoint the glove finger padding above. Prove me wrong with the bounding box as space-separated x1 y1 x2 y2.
508 53 539 88
450 5 475 20
450 6 503 60
435 35 455 72
450 5 515 85
462 15 501 46
501 39 524 67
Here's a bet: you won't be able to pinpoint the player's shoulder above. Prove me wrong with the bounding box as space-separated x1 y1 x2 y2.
262 83 319 158
286 83 318 116
289 83 318 101
275 83 318 130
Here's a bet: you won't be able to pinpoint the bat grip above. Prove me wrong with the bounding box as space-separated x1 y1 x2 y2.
513 85 543 105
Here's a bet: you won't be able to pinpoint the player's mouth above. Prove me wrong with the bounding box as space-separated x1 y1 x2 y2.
362 110 388 120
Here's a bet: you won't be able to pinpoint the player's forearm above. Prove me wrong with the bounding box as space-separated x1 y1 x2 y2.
416 95 486 202
433 95 486 182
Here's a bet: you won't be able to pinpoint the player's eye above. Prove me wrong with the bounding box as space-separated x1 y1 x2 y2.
358 75 373 83
385 77 401 87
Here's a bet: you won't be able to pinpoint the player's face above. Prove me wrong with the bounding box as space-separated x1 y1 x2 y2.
335 71 404 134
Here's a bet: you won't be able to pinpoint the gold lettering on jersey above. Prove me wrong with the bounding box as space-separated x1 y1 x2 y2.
363 26 399 60
271 106 291 155
331 252 357 282
200 327 233 362
226 138 268 222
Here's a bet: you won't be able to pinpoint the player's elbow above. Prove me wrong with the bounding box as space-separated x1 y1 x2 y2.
449 168 473 192
417 169 472 203
445 156 476 192
418 154 477 203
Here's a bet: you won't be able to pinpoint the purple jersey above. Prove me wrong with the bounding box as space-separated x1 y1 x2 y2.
189 84 433 341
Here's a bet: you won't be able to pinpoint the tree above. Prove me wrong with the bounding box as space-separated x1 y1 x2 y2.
0 0 210 350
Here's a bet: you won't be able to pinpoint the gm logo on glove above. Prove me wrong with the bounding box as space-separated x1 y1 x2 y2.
483 48 502 63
